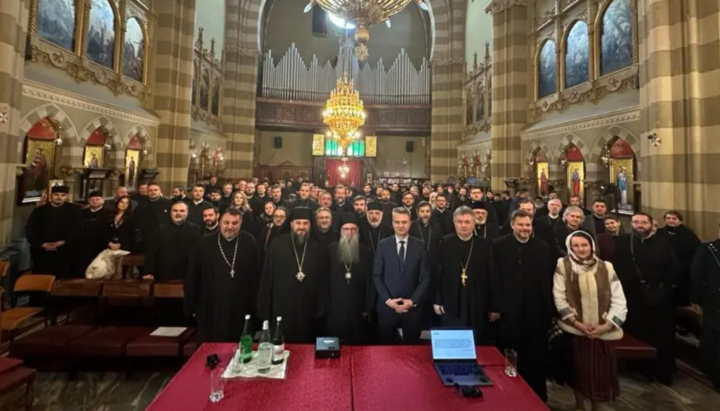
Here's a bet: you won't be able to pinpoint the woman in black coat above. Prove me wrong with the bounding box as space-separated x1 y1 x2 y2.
103 195 137 253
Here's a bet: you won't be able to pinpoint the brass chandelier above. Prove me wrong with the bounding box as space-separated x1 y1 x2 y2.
322 72 366 155
304 0 429 61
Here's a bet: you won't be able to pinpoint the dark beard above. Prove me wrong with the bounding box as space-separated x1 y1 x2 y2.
292 230 308 245
633 228 650 239
338 235 360 265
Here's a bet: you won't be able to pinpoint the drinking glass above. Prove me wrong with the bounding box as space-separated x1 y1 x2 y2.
209 365 226 403
504 349 518 378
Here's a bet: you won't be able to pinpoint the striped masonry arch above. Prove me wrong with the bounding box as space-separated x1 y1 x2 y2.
78 116 123 169
19 104 81 167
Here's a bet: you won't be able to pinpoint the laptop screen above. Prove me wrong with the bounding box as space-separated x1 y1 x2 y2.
430 329 477 361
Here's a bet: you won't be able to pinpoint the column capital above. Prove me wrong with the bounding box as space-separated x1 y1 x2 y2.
225 45 260 59
430 57 464 67
485 0 528 14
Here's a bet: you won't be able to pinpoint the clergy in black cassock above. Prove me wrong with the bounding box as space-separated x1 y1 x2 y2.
690 232 720 388
185 208 261 342
26 185 83 278
471 202 500 241
491 210 555 401
78 191 109 274
434 207 497 344
431 194 454 236
257 207 328 343
360 202 393 256
136 183 171 251
409 201 442 262
313 208 339 247
326 214 375 344
534 199 563 248
143 202 201 282
657 211 701 306
202 206 220 237
613 213 681 385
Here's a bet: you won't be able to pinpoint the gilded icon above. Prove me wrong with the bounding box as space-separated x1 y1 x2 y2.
84 146 105 168
536 162 549 197
312 134 325 156
566 161 584 201
126 149 140 187
610 158 634 215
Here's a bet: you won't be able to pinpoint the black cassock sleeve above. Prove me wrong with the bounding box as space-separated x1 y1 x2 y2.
183 240 203 317
143 226 161 275
315 242 330 319
25 208 43 247
689 246 707 306
486 247 498 313
64 207 84 246
363 246 376 314
434 239 447 306
245 235 262 318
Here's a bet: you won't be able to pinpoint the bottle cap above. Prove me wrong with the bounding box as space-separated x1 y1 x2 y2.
276 316 282 321
245 314 251 320
263 320 269 328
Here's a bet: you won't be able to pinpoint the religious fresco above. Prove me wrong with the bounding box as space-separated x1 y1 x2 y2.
125 149 140 188
201 70 210 110
475 87 485 122
211 78 220 115
564 21 589 89
84 146 105 168
37 0 76 51
536 162 549 197
610 158 634 215
312 134 325 156
87 0 116 69
600 0 633 76
537 40 557 99
123 18 144 82
567 161 585 201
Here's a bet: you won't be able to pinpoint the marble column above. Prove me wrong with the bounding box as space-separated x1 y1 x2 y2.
0 0 29 245
486 0 528 191
638 0 720 239
149 0 196 194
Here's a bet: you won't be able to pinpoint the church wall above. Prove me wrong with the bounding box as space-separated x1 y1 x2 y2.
464 0 493 74
263 0 428 68
375 135 428 179
255 130 314 167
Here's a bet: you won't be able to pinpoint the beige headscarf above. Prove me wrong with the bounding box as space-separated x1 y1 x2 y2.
565 230 598 276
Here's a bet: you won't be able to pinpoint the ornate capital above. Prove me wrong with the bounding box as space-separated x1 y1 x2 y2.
485 0 528 14
225 46 260 59
430 57 464 67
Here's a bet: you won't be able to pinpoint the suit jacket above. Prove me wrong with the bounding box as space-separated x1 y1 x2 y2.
372 235 430 307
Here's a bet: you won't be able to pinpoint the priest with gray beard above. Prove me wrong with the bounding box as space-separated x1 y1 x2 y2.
325 213 375 344
257 207 328 343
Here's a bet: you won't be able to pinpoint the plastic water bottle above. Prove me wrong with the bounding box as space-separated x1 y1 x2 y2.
257 320 273 374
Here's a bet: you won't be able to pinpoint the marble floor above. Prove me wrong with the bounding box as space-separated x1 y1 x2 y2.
0 368 717 411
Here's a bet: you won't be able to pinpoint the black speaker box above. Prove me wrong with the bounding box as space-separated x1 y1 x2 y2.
274 136 283 148
406 141 414 153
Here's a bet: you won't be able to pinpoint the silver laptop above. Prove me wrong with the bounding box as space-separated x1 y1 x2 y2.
430 328 493 387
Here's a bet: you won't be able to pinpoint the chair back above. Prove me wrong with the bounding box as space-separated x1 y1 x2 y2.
52 279 104 297
153 280 184 298
14 275 56 293
0 261 8 278
102 279 152 297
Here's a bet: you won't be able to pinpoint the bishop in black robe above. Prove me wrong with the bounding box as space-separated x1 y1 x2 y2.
690 238 720 388
491 232 555 401
435 234 495 343
613 231 681 384
325 214 375 344
26 186 83 278
257 208 328 343
185 229 261 342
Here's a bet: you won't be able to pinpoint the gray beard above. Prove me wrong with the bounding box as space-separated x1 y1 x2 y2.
292 231 308 245
369 220 381 228
338 235 360 265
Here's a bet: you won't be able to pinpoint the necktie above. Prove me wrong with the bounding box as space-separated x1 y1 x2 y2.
398 240 406 266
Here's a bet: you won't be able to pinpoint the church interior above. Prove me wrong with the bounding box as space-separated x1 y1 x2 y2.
0 0 719 410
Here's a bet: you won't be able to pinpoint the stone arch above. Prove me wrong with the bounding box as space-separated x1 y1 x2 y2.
589 125 641 181
79 116 122 168
552 133 591 163
124 125 153 166
19 104 81 166
525 140 554 178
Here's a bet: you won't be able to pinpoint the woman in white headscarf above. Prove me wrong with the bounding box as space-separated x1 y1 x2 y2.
553 231 627 411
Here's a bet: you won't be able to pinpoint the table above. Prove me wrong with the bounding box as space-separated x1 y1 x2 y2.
145 343 353 411
351 346 549 411
145 344 547 411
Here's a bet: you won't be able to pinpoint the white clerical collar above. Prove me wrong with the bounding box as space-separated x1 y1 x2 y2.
194 199 205 205
395 235 408 243
437 208 446 213
513 233 530 243
206 223 219 231
457 234 473 242
420 219 430 227
90 206 103 212
549 214 559 219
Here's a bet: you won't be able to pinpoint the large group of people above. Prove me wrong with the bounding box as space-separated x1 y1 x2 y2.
24 177 720 407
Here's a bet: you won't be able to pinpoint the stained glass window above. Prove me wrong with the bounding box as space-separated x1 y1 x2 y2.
325 139 365 157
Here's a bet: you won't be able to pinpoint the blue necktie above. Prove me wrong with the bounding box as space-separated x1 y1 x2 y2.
398 240 406 266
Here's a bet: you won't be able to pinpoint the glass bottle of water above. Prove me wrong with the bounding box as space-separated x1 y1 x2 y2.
240 314 253 363
257 320 273 374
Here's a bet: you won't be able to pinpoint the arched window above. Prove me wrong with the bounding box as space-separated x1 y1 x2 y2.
564 21 589 89
211 78 221 116
325 139 365 157
600 0 633 76
123 18 145 82
37 0 76 51
87 0 117 69
537 40 557 99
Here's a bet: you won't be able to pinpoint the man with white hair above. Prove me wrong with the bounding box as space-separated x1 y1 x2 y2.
185 208 260 342
360 201 393 256
553 206 587 257
258 207 327 343
326 213 374 344
534 198 563 247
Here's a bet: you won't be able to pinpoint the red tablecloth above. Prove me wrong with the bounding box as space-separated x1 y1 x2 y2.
145 343 352 411
145 344 544 411
351 346 549 411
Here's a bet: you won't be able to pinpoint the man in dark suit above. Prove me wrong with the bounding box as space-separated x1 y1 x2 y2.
373 207 430 344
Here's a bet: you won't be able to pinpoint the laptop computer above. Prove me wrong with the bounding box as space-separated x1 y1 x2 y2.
430 328 493 387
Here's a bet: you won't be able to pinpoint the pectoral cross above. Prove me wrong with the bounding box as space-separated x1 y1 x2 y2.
296 271 305 282
461 269 468 286
230 269 235 278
